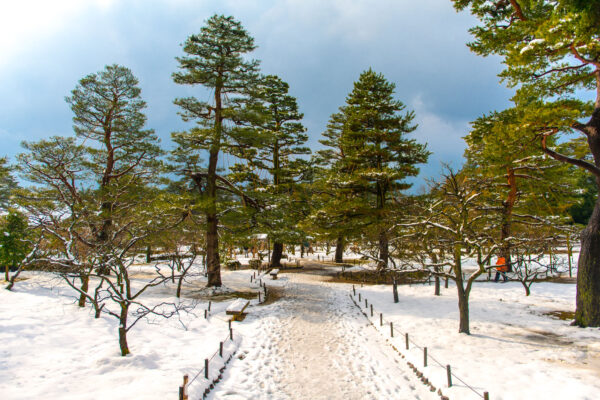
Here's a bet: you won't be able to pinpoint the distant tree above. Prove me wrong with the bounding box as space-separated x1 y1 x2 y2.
172 14 261 287
307 112 357 263
0 158 17 211
452 0 600 326
317 69 429 269
0 211 31 281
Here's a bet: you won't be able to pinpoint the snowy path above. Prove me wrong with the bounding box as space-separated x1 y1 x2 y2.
211 267 436 399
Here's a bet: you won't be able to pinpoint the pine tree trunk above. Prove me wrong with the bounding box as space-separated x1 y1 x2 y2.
145 245 151 263
335 236 344 263
378 230 389 269
4 265 8 282
434 276 441 296
500 167 517 272
542 80 600 327
206 211 221 287
271 242 283 268
575 195 600 326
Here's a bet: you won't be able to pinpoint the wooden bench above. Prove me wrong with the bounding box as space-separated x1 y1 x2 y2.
226 299 250 321
270 269 280 280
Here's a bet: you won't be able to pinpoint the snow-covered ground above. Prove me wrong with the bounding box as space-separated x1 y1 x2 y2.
212 270 436 400
1 252 599 400
0 268 254 400
351 278 600 400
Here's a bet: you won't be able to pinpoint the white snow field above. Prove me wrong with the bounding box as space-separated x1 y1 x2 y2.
1 254 600 400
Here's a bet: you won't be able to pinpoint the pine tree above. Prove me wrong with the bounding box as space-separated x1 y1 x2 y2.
172 15 260 287
19 66 175 355
318 69 429 269
66 64 161 273
308 112 356 263
464 107 576 271
453 0 600 326
242 75 310 267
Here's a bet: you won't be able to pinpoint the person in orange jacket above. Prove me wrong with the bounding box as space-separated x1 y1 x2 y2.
494 256 509 282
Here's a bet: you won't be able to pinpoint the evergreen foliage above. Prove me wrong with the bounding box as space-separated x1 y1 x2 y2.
0 158 17 211
0 211 31 281
172 14 261 286
240 74 311 267
453 0 600 326
315 69 429 269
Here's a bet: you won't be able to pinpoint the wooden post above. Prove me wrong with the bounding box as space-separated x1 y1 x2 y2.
204 309 207 319
219 341 223 357
390 322 394 337
567 236 573 278
353 285 356 296
359 293 362 302
230 328 233 340
258 291 262 303
405 333 409 350
380 313 383 326
181 374 189 400
424 347 427 367
365 298 368 308
208 301 212 312
228 319 231 330
446 365 452 387
393 278 399 303
484 392 489 400
250 275 253 283
205 359 209 379
370 304 373 317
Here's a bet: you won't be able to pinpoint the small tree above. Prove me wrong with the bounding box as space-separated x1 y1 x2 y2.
404 169 498 334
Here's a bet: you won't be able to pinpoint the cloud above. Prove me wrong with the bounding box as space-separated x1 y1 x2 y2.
0 0 512 189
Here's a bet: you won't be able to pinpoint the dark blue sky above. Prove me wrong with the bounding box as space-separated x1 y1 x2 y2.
0 0 512 190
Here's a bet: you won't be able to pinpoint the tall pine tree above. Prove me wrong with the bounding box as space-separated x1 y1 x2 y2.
172 15 260 286
320 69 429 269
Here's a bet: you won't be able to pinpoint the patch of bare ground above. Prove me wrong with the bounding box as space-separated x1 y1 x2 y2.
544 310 576 321
259 285 284 305
521 328 574 346
184 288 258 302
543 276 577 284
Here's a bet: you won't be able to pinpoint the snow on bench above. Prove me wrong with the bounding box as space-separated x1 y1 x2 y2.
226 299 250 321
270 269 280 280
